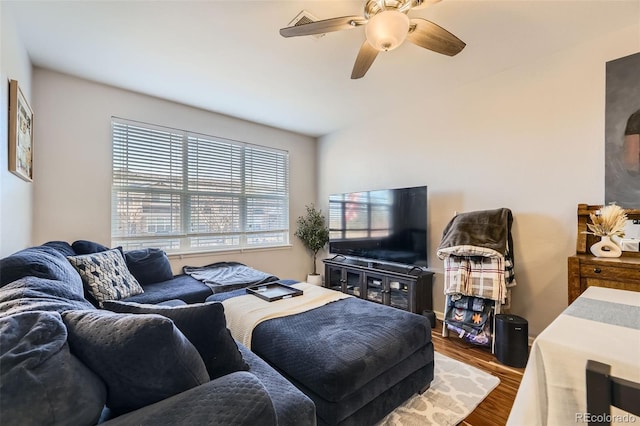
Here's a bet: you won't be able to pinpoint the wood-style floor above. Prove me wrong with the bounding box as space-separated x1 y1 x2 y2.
431 319 525 426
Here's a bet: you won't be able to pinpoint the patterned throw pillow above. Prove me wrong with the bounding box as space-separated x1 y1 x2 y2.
67 249 143 306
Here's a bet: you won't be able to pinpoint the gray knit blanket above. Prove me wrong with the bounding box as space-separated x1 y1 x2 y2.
183 262 278 294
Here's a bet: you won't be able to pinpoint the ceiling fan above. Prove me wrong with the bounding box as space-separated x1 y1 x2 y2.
279 0 466 79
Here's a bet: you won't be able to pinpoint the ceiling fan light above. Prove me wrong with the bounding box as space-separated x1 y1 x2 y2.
365 10 410 52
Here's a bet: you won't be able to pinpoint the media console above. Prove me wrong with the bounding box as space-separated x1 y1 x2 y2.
322 257 433 314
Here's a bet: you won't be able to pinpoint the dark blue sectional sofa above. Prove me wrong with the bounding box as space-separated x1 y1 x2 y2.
0 241 316 426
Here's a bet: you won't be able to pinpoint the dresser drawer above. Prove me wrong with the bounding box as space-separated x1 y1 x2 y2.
579 264 640 282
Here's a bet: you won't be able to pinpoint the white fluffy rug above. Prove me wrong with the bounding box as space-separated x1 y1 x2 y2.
377 352 500 426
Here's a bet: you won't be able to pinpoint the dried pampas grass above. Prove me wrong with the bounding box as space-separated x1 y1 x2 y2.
587 204 628 237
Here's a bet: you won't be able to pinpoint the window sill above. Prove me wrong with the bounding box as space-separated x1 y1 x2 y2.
167 244 293 260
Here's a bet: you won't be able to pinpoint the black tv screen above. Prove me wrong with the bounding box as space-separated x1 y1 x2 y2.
328 185 428 267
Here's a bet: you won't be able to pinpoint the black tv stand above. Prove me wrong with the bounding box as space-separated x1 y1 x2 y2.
322 258 433 314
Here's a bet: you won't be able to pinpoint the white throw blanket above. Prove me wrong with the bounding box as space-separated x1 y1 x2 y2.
222 283 352 348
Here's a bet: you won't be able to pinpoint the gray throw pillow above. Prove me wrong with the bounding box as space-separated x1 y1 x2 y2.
42 240 76 257
67 249 144 306
103 300 250 379
124 248 174 285
0 311 106 426
62 309 210 416
71 239 110 255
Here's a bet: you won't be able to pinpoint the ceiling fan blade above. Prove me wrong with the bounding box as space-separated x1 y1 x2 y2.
410 0 442 10
280 16 367 38
351 41 379 79
406 18 465 56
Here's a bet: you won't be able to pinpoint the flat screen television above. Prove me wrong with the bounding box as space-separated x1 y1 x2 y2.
328 185 428 267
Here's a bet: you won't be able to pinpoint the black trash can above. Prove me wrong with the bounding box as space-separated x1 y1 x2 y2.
494 314 528 368
422 310 436 329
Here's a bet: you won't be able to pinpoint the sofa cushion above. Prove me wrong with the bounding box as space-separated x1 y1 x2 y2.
0 245 83 294
103 300 249 379
122 274 212 305
67 249 144 306
124 248 173 285
71 239 110 255
62 309 210 416
0 311 106 426
0 276 95 318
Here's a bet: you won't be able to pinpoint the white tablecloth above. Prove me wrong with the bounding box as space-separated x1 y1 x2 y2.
507 286 640 426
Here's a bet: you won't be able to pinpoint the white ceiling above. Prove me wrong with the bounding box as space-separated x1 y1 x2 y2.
6 0 640 137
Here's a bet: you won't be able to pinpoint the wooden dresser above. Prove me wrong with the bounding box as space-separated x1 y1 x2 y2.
567 203 640 304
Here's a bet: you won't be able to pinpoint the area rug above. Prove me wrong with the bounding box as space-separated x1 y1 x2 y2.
377 352 500 426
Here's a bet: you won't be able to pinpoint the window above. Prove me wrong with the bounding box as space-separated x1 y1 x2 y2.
111 118 289 253
328 190 392 240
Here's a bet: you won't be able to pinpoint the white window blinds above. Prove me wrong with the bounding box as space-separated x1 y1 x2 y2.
112 118 289 252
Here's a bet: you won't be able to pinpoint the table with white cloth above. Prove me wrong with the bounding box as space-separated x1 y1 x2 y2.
507 286 640 426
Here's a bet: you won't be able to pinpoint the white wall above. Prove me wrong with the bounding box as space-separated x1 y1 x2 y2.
32 69 317 280
0 4 34 257
4 3 638 337
318 25 639 337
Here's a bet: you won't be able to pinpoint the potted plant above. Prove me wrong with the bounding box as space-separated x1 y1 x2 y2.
295 204 330 285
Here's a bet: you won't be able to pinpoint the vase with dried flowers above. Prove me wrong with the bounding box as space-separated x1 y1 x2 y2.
586 204 628 257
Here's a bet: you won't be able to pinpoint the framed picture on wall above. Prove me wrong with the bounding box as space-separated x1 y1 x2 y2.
8 79 34 182
604 52 640 208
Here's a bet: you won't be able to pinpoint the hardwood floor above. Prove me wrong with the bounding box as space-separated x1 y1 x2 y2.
431 320 525 426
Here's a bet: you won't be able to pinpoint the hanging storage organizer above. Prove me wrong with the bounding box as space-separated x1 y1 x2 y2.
437 208 516 353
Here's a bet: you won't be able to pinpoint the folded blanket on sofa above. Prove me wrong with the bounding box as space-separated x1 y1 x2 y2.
183 262 278 294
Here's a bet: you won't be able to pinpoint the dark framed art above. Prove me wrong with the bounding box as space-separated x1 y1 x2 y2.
605 52 640 208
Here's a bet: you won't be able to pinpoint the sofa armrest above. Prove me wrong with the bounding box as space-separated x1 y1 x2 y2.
101 371 276 426
238 343 316 426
